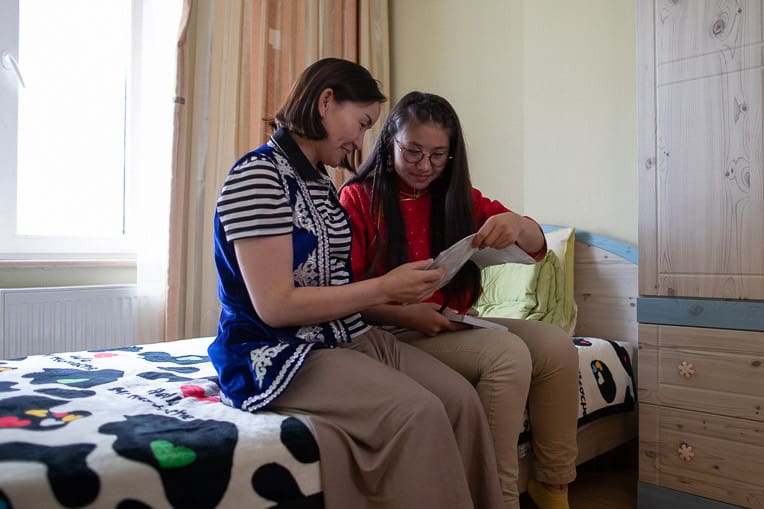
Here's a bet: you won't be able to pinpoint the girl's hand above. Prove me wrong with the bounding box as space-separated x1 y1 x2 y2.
398 303 467 336
379 260 445 305
472 212 545 253
472 212 524 249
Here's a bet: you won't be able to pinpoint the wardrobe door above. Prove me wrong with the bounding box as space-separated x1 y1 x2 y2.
639 0 764 299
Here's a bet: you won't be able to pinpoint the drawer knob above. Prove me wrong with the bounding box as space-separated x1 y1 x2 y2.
678 443 695 462
678 361 695 378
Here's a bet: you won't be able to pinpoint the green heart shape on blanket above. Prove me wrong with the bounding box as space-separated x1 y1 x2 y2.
150 439 197 468
56 378 89 384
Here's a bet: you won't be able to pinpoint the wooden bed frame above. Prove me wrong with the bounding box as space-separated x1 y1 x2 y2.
517 230 639 492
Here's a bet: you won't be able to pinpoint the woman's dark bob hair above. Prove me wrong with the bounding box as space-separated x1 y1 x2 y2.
274 57 386 141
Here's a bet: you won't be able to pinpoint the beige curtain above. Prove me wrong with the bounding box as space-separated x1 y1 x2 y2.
166 0 390 340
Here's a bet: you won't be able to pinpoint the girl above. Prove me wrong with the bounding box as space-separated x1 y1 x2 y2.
340 91 579 509
208 60 503 509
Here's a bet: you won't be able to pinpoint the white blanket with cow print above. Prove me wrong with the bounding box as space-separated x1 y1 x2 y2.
0 337 321 508
0 335 634 508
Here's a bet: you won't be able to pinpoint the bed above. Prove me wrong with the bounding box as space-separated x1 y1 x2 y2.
0 227 637 508
513 226 638 492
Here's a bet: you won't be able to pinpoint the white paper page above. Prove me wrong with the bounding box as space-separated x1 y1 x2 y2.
447 314 509 331
427 233 537 290
470 243 535 269
426 234 478 291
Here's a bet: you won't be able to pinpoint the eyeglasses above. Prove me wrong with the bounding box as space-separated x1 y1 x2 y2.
394 139 453 168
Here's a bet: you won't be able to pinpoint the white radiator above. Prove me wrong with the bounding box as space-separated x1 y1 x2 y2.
0 285 138 359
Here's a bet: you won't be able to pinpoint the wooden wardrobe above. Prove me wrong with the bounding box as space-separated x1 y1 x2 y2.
637 1 764 508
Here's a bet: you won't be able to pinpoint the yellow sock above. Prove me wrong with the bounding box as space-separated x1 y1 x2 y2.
527 479 569 509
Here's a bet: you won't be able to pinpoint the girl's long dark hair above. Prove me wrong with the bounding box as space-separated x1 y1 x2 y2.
343 91 482 308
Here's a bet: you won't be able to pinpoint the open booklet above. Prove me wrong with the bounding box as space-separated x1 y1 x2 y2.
427 233 535 291
446 313 508 331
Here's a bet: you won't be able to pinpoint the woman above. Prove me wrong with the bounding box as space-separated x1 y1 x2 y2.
340 91 579 509
209 60 503 508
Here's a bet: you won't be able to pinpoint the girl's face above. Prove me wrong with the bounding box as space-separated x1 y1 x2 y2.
392 121 451 191
319 90 381 167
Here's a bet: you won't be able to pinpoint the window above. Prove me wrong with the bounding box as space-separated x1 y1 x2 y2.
0 0 181 260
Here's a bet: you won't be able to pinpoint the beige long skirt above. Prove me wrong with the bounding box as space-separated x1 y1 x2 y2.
270 327 504 509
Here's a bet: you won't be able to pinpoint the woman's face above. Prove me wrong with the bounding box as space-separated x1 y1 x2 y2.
392 121 451 191
319 90 381 167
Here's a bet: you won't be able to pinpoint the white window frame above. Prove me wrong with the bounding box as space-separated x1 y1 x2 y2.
0 0 177 262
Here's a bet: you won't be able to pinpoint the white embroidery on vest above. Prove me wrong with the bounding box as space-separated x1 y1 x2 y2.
250 343 290 388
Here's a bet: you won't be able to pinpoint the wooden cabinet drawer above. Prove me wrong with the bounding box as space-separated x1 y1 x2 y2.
639 324 764 421
640 403 764 507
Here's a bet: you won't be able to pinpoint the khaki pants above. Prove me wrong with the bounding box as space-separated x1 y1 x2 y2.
270 328 504 509
396 319 579 509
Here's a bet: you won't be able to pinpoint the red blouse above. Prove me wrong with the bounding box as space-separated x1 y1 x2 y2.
340 180 546 313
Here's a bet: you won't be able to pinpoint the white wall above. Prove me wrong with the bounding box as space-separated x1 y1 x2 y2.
390 0 637 245
390 0 525 211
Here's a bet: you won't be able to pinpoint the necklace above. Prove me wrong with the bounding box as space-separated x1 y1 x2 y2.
399 188 428 201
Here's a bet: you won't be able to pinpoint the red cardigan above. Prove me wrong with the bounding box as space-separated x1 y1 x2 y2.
340 180 546 313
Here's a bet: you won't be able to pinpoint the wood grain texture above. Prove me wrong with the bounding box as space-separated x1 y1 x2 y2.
639 403 764 508
639 0 764 300
639 323 764 420
574 242 638 345
639 1 764 506
638 0 658 296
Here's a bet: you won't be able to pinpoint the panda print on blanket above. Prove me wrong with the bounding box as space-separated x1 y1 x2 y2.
573 337 635 425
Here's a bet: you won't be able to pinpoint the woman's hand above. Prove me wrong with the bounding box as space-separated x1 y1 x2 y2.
379 260 445 305
472 212 544 254
235 237 443 328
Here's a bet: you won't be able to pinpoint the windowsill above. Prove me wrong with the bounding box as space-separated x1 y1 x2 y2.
0 258 136 269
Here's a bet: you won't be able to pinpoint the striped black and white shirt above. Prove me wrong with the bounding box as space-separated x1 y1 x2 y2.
209 128 369 411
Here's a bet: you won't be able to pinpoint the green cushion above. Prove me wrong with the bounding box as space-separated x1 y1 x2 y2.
474 249 566 329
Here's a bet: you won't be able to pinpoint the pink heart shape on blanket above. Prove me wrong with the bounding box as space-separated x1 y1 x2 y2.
180 384 220 403
93 352 119 358
0 416 32 428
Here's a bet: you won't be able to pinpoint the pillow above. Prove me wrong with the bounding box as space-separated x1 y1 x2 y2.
544 227 577 334
474 249 565 328
473 226 577 334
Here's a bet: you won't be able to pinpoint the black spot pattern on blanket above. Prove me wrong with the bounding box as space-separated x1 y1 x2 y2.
158 366 200 374
136 372 195 383
35 388 96 399
251 417 323 507
23 368 123 388
0 395 90 430
0 382 18 393
280 417 320 463
139 351 209 365
607 339 635 381
99 414 238 509
252 463 324 508
0 442 98 507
